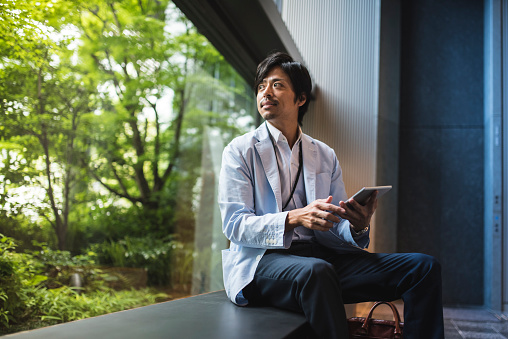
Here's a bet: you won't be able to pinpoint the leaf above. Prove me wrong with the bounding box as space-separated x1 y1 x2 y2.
40 315 62 321
25 274 48 287
0 142 24 150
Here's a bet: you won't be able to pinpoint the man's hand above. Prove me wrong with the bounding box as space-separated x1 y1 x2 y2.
286 196 341 232
337 191 378 231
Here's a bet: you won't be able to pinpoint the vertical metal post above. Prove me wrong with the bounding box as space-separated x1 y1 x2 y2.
502 0 508 314
484 0 504 312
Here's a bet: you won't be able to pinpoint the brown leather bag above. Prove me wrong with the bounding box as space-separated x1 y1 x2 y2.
347 301 404 338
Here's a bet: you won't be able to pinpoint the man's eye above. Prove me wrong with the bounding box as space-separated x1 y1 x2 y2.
258 84 265 90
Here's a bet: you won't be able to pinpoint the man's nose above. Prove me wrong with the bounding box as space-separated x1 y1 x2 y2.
262 85 273 97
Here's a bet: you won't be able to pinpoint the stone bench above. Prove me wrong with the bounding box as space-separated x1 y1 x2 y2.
5 290 313 339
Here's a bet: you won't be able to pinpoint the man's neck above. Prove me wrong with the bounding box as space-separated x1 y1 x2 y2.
267 120 300 149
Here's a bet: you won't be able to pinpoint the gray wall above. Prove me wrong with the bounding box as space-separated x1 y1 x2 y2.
397 0 484 305
281 0 380 196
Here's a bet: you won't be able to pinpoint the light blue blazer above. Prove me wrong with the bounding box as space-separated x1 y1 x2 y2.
219 124 370 305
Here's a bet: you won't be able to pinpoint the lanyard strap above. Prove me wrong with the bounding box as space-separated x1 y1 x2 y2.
265 122 304 210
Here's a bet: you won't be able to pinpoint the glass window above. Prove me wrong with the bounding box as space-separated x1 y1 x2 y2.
0 0 255 333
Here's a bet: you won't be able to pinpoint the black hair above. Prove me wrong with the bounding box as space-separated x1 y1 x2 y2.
254 52 312 126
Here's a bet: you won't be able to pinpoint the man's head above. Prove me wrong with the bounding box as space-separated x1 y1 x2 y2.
255 52 312 126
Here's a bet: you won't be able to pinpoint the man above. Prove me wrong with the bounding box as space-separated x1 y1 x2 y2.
218 52 444 338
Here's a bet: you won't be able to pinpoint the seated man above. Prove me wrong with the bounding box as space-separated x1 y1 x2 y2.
218 51 444 338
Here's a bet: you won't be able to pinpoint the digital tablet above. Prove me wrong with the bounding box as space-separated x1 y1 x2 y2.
347 185 392 206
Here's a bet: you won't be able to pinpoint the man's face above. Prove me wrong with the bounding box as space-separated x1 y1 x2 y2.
257 66 305 123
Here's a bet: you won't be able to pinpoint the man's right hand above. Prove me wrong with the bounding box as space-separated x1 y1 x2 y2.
285 196 341 232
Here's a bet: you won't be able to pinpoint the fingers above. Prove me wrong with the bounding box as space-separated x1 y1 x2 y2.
345 198 363 211
338 192 378 230
308 218 334 232
294 196 341 231
341 200 369 219
292 194 377 232
344 191 378 211
323 195 333 204
307 202 340 226
295 213 334 232
314 196 341 214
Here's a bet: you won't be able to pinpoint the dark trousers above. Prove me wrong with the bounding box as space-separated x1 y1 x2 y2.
243 241 444 339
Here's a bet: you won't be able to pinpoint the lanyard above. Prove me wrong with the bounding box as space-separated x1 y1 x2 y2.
265 122 304 211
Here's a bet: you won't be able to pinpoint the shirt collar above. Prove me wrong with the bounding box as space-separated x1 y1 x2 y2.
265 121 302 145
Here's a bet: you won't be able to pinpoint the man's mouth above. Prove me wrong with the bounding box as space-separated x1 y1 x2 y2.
261 98 277 108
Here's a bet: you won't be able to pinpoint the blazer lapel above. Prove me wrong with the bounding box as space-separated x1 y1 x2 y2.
302 134 317 204
255 128 283 212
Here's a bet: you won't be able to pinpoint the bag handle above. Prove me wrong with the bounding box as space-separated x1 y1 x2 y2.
361 301 403 337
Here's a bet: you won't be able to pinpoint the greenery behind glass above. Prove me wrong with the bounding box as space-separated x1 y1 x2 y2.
0 0 255 333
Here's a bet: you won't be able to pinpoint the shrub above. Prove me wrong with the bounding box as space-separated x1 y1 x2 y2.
0 234 42 328
90 236 177 286
32 286 167 324
0 234 168 335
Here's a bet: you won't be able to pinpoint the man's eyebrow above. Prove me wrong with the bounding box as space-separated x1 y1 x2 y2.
262 77 286 83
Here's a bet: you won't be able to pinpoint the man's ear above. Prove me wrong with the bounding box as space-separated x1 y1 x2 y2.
297 93 307 107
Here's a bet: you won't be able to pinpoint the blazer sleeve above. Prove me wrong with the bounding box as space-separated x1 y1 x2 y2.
218 142 291 249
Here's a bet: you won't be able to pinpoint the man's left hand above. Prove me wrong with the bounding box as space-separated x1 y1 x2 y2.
337 191 378 231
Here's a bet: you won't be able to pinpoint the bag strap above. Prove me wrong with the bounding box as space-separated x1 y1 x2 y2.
361 301 403 337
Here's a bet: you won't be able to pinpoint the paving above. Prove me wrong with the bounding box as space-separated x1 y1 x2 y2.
444 307 508 339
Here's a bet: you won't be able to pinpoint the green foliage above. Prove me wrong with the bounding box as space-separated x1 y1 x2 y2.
1 0 254 253
0 213 53 252
62 199 179 256
34 286 167 324
0 234 23 327
0 234 52 329
0 0 54 62
78 0 226 211
0 234 168 335
90 236 176 286
1 285 167 335
27 243 99 291
0 0 98 250
1 0 254 331
0 0 255 334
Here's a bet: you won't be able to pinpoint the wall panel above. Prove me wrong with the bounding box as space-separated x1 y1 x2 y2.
281 1 380 197
279 0 391 251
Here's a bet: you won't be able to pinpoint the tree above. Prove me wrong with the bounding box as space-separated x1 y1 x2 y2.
0 0 254 250
0 0 52 61
76 1 239 219
0 0 94 250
